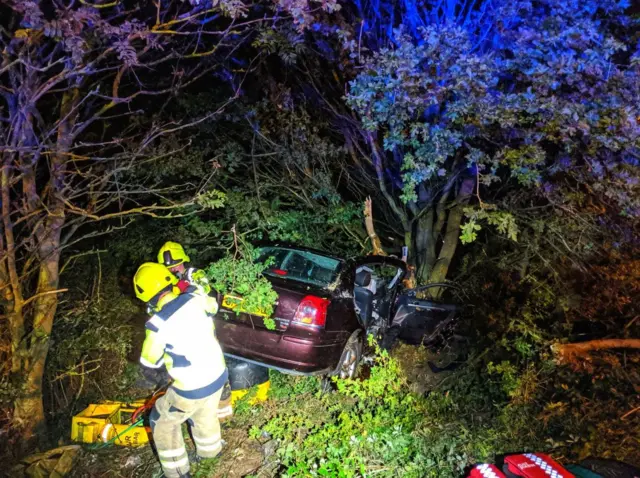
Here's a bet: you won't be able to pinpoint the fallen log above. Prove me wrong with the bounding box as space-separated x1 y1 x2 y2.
552 338 640 363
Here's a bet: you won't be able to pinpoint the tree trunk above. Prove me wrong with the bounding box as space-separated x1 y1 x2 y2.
416 208 435 283
13 89 75 445
364 197 387 256
13 248 62 446
3 148 25 375
429 177 475 284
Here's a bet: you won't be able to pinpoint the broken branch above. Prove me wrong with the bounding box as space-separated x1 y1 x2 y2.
552 339 640 364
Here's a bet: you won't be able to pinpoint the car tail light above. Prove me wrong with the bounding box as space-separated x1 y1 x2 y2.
292 296 330 328
271 269 288 276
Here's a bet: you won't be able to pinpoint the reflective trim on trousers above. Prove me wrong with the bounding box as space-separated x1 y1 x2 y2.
158 447 187 459
159 456 189 469
193 433 221 446
194 433 222 456
196 441 222 452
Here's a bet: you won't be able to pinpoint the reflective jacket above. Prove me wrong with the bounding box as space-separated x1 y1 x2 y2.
140 292 227 399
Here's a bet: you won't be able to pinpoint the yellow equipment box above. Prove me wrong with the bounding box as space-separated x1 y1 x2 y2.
222 294 270 317
230 380 270 405
71 401 150 446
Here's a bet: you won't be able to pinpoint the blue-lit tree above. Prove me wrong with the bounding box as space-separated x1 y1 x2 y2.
345 0 639 283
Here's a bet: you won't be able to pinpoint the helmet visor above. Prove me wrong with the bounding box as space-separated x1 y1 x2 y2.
163 250 184 266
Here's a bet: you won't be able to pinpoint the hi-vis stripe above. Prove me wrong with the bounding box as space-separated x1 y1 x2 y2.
160 456 189 469
158 447 188 471
140 355 163 368
194 433 221 452
475 464 500 478
524 454 566 478
158 447 187 459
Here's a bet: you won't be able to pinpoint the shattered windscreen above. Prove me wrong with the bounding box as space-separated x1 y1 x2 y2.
256 247 341 288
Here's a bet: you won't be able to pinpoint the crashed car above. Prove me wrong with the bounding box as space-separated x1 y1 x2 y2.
214 243 463 378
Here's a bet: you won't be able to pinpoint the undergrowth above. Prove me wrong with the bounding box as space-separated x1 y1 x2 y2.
224 338 541 478
219 332 639 478
58 332 638 478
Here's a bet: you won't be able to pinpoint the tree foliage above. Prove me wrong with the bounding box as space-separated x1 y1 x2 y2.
206 240 279 319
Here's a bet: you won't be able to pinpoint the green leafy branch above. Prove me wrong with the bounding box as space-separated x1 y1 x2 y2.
205 231 278 328
460 205 519 245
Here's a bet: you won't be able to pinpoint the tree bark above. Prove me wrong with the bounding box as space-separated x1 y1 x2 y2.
416 208 435 283
429 177 475 284
3 163 25 376
13 89 76 444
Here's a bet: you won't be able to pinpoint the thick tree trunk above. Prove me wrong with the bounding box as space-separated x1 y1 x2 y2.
416 208 435 283
429 177 475 284
13 250 62 445
415 171 457 284
13 89 75 445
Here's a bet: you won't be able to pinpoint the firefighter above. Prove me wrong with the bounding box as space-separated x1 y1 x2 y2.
157 241 211 296
156 242 233 419
133 262 226 478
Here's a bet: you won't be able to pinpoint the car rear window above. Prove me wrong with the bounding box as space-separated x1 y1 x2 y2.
256 247 341 287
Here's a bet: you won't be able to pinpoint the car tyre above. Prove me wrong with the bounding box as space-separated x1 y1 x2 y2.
334 332 363 380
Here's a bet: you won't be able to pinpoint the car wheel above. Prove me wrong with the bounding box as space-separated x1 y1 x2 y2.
335 333 363 380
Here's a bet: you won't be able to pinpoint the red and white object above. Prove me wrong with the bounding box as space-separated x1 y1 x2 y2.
469 464 507 478
292 295 330 328
504 453 575 478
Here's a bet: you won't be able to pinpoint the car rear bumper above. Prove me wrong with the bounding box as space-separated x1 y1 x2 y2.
215 320 345 375
222 353 332 376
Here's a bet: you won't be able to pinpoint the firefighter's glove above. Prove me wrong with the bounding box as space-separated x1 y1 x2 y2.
205 295 219 316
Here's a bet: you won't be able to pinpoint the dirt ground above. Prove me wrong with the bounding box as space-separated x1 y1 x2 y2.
388 342 461 394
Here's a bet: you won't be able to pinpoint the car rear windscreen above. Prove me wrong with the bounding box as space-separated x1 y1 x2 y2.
256 247 341 287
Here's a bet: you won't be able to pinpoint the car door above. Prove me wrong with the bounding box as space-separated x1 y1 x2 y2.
347 256 407 331
390 283 463 345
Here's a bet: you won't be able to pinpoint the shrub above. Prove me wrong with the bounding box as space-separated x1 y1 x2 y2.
45 277 139 434
237 338 549 478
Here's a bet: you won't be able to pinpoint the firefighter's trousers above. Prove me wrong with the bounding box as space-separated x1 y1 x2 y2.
150 387 223 477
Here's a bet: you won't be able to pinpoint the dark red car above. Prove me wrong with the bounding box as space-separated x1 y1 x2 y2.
214 243 461 378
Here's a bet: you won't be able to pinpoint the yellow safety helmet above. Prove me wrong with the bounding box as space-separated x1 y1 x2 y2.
133 262 178 303
157 241 190 267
